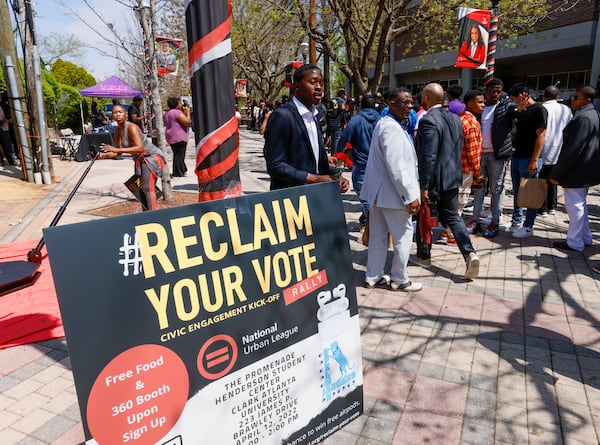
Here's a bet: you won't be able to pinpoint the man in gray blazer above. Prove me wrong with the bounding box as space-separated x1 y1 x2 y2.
360 88 422 292
416 83 480 280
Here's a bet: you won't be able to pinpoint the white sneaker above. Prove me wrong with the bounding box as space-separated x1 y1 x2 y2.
464 252 480 280
390 280 423 292
509 222 523 232
365 274 391 289
512 226 534 238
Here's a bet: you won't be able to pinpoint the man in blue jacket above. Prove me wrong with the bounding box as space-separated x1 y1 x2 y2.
336 94 381 227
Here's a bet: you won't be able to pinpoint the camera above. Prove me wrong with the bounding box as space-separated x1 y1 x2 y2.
88 145 106 158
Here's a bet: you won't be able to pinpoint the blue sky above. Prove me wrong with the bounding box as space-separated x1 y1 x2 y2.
34 0 135 80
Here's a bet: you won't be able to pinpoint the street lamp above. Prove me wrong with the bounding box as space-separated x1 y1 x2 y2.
300 41 309 64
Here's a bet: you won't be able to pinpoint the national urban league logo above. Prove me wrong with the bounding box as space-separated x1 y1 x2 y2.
316 283 357 402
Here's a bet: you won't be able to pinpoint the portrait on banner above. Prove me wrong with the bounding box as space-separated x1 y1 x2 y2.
455 8 490 70
156 37 182 77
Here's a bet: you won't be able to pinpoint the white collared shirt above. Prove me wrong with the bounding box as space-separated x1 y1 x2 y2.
481 103 497 149
292 96 320 170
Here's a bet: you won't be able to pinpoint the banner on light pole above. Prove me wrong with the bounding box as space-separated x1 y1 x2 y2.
455 8 490 70
156 36 183 77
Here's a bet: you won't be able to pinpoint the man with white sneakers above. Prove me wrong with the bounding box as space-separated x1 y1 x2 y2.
508 83 547 239
361 88 422 292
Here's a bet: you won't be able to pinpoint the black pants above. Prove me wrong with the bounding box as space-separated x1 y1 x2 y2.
0 130 15 164
538 164 557 212
171 140 188 177
416 188 476 261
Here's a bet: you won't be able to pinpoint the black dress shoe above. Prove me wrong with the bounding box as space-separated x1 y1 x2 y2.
553 241 576 252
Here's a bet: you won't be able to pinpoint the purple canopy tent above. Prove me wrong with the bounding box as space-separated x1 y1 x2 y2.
79 75 144 98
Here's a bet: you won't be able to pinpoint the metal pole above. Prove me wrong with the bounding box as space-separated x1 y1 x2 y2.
186 0 241 201
483 0 500 86
4 56 34 181
590 15 600 109
32 45 51 184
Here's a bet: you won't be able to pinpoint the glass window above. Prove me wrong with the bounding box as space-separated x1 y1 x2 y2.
568 71 586 89
526 76 538 90
539 75 553 90
553 73 568 89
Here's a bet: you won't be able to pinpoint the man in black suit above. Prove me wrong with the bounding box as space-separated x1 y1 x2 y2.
264 64 349 193
416 83 480 280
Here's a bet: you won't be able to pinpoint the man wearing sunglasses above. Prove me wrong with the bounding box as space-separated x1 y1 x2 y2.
549 86 600 253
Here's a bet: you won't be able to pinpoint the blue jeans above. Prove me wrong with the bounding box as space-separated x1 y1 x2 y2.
329 126 342 153
473 153 508 224
352 164 369 225
511 157 542 228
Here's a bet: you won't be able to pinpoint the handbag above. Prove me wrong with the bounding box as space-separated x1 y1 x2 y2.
124 174 163 211
419 200 432 245
517 178 547 209
361 211 370 246
361 210 392 248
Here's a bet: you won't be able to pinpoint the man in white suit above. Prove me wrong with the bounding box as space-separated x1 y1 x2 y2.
360 88 422 292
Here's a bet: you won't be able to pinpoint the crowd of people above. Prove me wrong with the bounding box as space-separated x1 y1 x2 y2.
261 63 600 290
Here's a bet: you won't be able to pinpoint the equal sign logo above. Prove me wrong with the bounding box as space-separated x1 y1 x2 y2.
197 334 238 380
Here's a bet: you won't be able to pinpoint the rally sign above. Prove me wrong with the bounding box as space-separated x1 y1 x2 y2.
44 182 363 445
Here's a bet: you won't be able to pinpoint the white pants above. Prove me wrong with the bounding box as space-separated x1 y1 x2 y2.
563 187 592 251
458 172 474 217
365 205 413 285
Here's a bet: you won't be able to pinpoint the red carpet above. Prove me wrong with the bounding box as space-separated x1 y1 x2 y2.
0 240 64 350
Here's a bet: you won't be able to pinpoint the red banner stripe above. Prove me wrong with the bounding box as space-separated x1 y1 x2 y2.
196 116 239 166
198 184 242 202
197 146 240 183
188 1 232 69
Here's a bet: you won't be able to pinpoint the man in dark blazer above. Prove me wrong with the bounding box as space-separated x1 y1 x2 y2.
415 82 480 279
264 64 349 193
550 85 600 252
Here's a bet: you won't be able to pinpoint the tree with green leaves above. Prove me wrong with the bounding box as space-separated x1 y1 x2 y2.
288 0 580 95
51 59 96 89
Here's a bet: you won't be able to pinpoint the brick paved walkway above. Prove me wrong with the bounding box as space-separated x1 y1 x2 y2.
1 129 599 444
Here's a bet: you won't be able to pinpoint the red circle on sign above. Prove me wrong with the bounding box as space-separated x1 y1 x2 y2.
87 344 188 445
197 334 238 380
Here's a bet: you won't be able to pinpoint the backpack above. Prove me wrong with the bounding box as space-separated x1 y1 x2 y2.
325 98 339 118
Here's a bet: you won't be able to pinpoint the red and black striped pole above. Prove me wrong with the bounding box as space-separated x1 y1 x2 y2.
483 0 500 85
185 0 241 201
